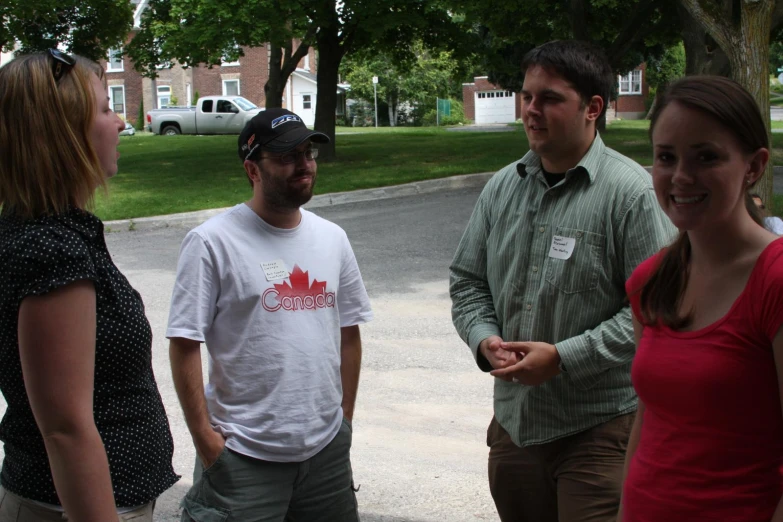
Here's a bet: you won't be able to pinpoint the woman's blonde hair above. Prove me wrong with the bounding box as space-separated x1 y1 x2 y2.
0 52 108 218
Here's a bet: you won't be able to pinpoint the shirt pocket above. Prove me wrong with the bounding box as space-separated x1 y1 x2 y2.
545 227 605 294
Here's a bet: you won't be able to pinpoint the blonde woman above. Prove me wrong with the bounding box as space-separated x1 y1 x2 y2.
0 51 178 521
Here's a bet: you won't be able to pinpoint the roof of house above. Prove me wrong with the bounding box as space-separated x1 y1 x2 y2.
292 69 346 93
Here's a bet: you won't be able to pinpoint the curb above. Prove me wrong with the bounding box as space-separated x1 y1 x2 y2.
104 171 496 232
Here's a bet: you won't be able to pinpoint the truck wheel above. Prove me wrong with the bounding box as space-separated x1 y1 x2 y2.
162 125 181 136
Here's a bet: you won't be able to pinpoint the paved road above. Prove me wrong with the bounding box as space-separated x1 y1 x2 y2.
0 186 498 522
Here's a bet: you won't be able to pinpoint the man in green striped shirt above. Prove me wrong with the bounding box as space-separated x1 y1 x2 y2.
450 40 675 521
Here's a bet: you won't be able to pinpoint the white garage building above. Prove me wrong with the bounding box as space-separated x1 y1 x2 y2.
463 77 520 124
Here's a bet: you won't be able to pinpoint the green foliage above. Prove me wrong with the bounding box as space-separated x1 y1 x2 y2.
193 91 200 106
1 0 133 60
455 0 681 92
771 41 783 78
170 95 179 106
421 99 468 126
342 42 469 126
135 98 145 131
645 41 685 91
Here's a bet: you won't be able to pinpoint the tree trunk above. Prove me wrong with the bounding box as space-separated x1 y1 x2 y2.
569 0 590 41
265 45 285 108
387 93 398 127
678 2 731 75
264 39 311 109
314 25 344 161
679 0 775 203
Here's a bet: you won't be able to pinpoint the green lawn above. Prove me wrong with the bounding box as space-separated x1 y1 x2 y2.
96 121 783 221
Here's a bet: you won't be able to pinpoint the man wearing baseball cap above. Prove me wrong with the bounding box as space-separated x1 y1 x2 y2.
167 108 373 521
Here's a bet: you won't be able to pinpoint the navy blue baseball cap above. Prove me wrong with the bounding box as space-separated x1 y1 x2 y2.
238 108 329 162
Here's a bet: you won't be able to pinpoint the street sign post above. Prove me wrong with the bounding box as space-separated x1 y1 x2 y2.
372 76 379 128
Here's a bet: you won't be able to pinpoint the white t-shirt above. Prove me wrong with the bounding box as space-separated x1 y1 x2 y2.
166 203 373 462
765 216 783 235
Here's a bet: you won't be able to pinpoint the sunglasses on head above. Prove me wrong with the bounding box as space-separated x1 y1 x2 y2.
48 49 76 84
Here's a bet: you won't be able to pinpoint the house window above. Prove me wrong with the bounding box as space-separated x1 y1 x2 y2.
618 70 642 95
157 85 171 108
222 79 240 96
109 86 126 119
107 48 123 72
303 94 312 109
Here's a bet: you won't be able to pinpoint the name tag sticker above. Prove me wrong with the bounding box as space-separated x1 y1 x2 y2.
549 236 576 260
261 259 289 281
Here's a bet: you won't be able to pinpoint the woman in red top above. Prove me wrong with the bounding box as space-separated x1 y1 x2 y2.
622 76 783 521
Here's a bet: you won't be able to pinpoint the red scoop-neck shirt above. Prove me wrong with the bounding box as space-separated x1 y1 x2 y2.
624 238 783 521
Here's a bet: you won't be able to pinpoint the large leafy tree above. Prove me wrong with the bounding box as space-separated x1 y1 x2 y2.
127 0 312 108
459 0 681 93
128 0 465 160
0 0 133 61
307 0 467 159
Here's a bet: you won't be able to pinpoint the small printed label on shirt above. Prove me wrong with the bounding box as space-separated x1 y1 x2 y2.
548 236 576 260
261 259 289 281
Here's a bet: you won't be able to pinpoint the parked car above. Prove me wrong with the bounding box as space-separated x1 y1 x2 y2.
146 96 263 135
119 121 135 136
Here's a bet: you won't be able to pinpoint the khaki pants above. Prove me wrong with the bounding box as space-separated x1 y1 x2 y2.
182 418 358 522
487 413 634 522
0 486 154 522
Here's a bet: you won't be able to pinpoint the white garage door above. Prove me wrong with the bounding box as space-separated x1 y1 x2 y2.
475 90 516 124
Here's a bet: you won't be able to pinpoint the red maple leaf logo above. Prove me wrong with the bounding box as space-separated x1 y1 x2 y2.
273 265 326 300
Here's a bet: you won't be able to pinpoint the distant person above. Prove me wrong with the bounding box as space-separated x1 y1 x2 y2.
449 40 674 521
167 108 373 521
0 51 178 521
622 76 783 521
751 193 783 234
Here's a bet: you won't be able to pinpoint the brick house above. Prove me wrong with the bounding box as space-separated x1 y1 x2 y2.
462 64 648 124
100 0 322 127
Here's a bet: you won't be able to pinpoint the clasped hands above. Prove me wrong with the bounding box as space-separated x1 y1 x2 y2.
479 335 561 386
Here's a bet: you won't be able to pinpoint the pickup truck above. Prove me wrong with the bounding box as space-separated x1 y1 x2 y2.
146 96 263 135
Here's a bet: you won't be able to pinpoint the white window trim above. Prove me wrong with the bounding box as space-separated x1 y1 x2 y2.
222 79 240 96
109 85 126 120
618 70 642 95
302 93 313 109
106 48 124 72
157 85 171 108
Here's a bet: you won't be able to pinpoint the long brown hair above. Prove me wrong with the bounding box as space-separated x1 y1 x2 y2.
0 52 107 218
639 76 768 328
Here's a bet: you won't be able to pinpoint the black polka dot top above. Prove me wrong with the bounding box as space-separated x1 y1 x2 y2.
0 208 179 507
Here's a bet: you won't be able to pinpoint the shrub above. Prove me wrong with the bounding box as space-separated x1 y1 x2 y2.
135 98 145 130
192 91 200 106
421 99 468 126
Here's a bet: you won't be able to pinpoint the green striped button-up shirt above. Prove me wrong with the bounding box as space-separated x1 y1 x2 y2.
450 134 675 447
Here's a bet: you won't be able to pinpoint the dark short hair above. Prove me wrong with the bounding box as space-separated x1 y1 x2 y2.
521 40 614 118
649 75 769 154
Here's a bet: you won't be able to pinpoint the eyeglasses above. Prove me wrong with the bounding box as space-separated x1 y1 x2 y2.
48 49 76 84
260 148 319 164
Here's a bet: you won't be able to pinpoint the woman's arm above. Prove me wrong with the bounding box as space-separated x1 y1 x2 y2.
770 327 783 522
618 316 646 522
18 280 117 521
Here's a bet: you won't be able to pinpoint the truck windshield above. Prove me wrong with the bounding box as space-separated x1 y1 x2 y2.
233 97 258 111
